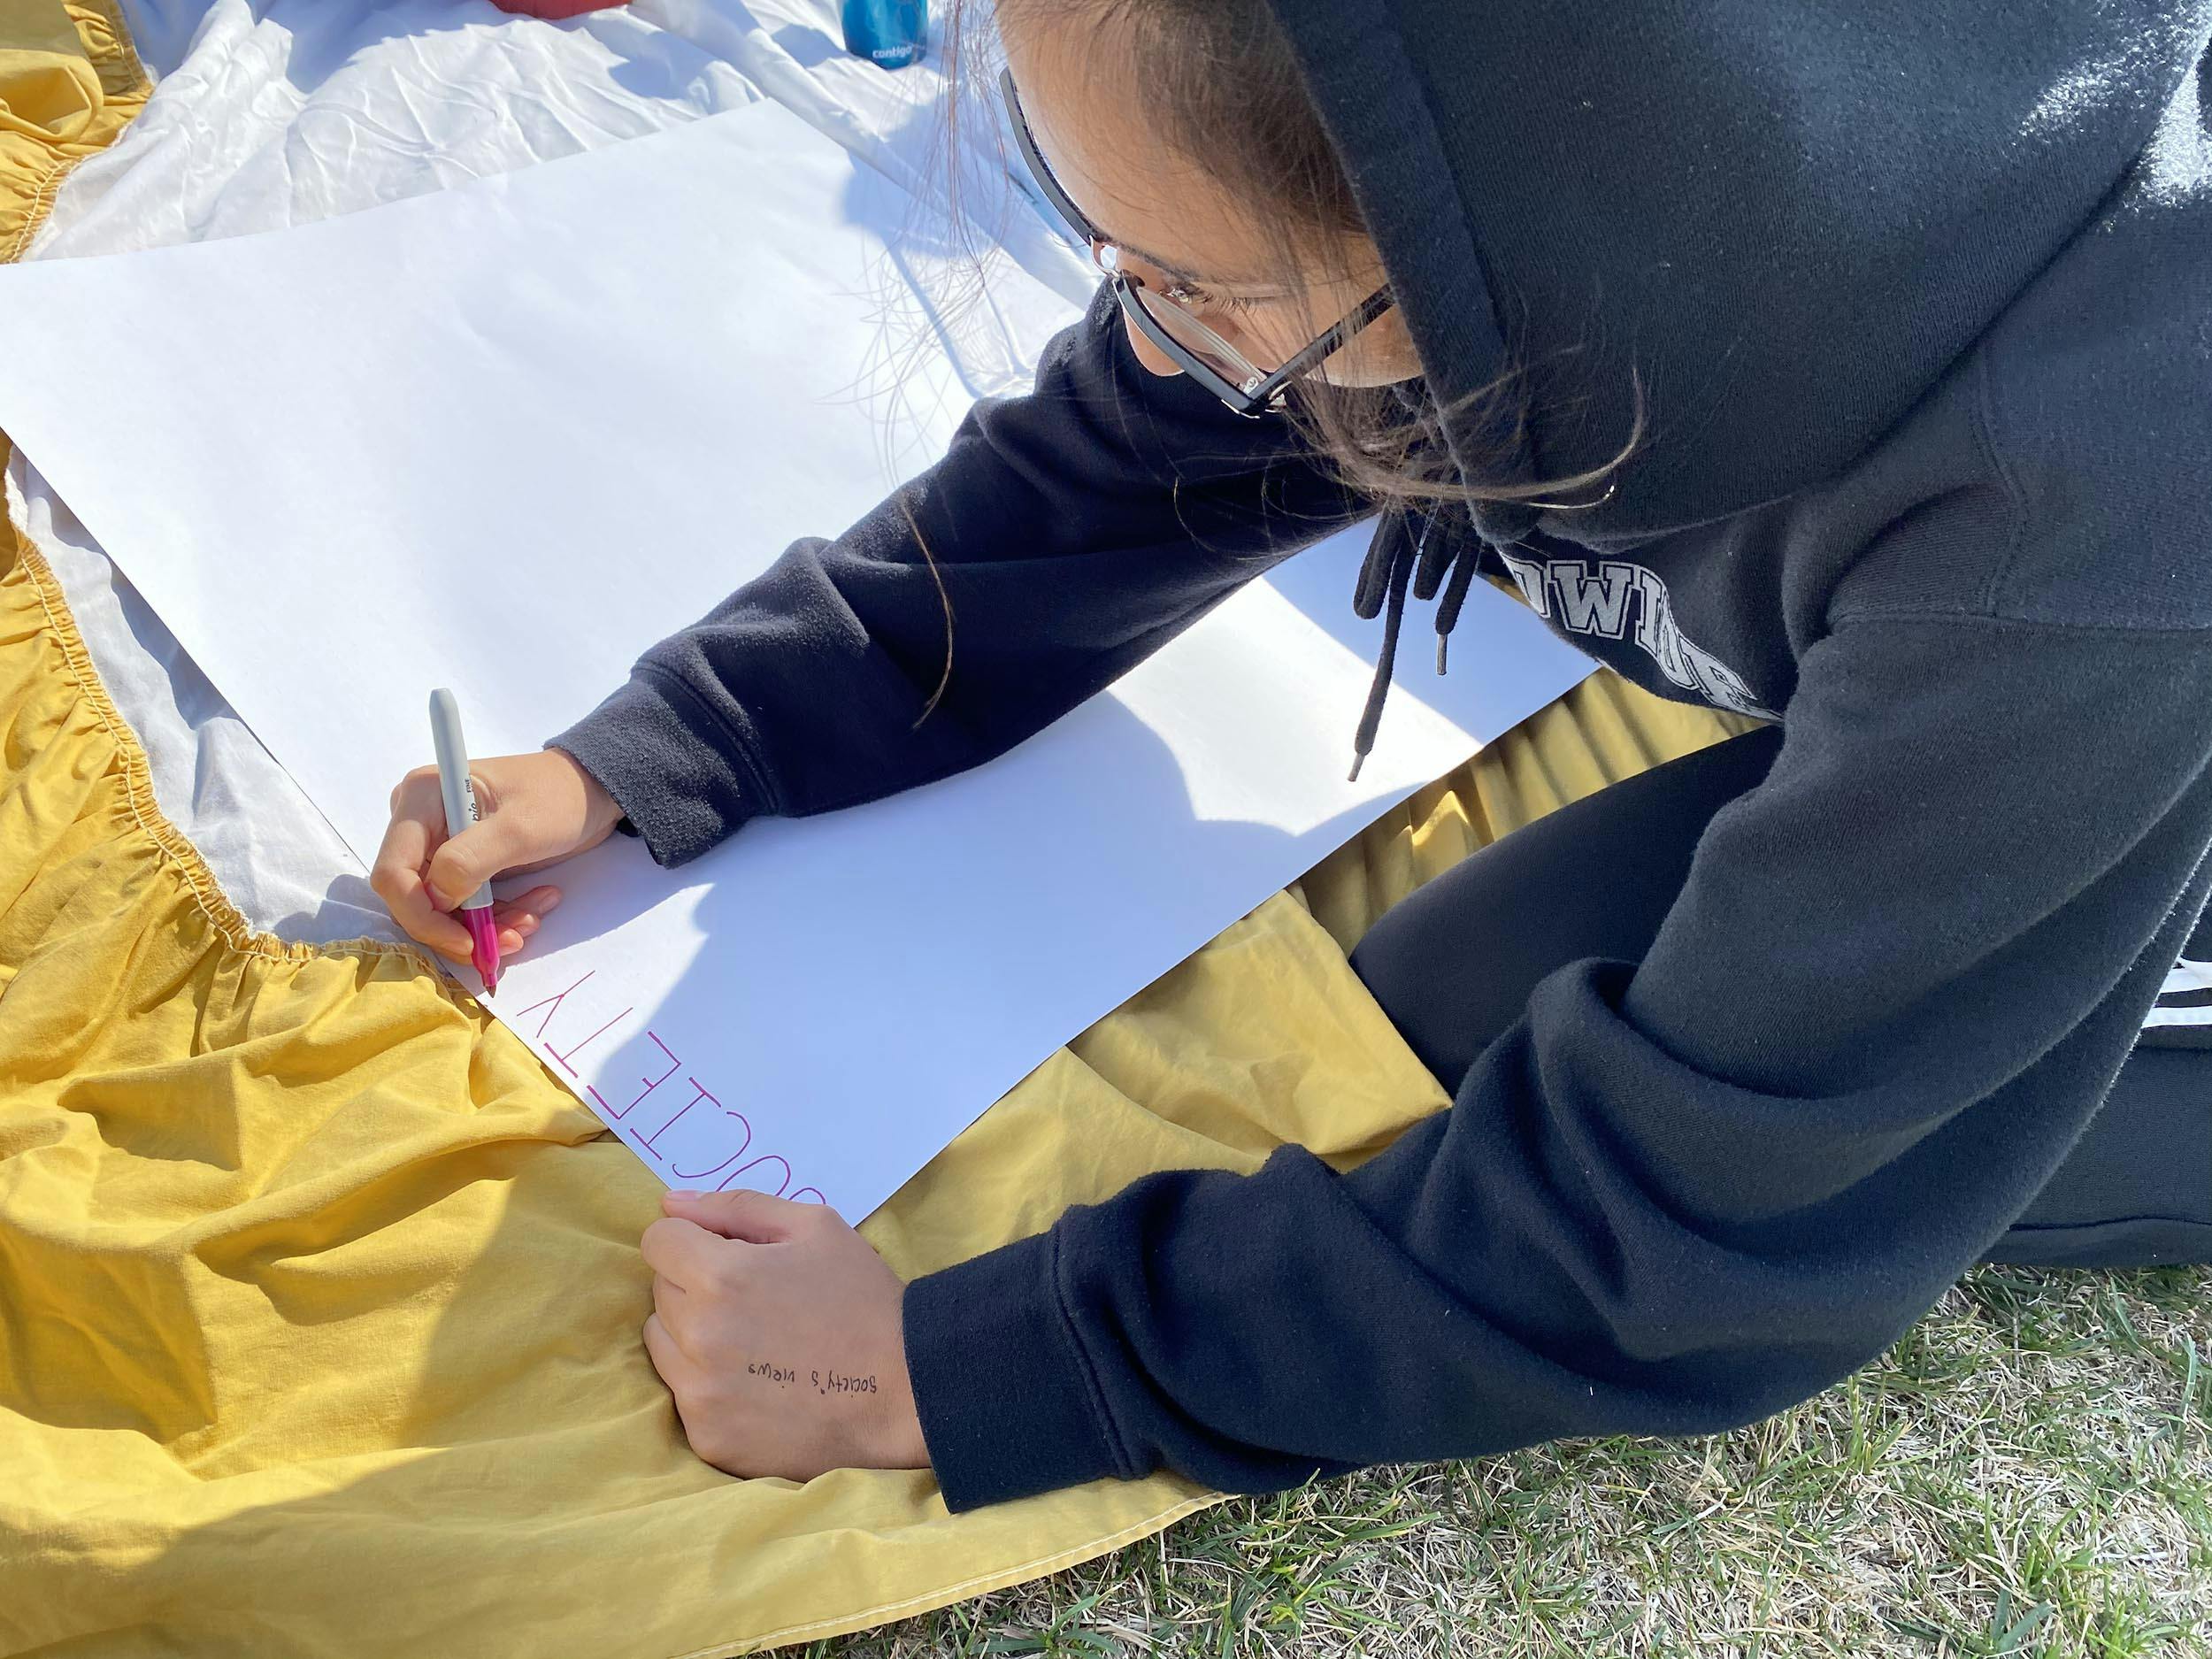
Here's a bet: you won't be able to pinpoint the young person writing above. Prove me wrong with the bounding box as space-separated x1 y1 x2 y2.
373 0 2212 1509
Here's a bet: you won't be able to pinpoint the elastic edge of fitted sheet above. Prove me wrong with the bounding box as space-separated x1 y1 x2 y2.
0 7 422 974
6 0 154 263
6 526 441 974
670 1489 1225 1659
7 157 68 263
72 0 152 98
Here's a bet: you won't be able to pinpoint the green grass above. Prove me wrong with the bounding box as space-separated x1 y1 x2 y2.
812 1265 2208 1657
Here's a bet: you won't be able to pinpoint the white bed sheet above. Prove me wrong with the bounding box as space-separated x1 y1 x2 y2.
25 0 1092 945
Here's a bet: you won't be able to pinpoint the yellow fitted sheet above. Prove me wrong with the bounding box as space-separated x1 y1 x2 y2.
0 1 142 257
0 7 1753 1651
0 527 1747 1659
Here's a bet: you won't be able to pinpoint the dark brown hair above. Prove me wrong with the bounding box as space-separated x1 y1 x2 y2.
936 0 1632 514
890 0 1632 719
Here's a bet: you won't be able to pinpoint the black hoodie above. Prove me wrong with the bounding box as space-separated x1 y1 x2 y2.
552 1 2212 1509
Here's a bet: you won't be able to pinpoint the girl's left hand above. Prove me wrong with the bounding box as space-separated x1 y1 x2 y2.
641 1189 930 1482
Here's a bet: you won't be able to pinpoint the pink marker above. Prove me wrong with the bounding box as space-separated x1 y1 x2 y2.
428 687 501 995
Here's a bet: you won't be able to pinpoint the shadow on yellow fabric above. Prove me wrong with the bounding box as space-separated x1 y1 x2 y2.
0 6 1750 1650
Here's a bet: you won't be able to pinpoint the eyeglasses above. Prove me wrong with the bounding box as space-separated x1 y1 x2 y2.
999 67 1394 419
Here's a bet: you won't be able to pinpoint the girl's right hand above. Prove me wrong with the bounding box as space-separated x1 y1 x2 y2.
370 747 625 966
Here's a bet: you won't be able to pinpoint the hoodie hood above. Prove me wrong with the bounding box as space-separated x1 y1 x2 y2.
1267 0 2209 543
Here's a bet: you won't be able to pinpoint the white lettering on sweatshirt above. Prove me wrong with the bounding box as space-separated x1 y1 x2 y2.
1497 549 1781 721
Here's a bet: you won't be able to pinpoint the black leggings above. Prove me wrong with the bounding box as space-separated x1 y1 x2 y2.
1349 726 2212 1269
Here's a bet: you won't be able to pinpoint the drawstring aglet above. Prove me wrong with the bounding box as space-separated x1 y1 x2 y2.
1436 634 1449 675
1348 753 1365 783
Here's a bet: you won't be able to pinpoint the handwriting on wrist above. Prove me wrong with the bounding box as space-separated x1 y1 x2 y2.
746 1360 879 1397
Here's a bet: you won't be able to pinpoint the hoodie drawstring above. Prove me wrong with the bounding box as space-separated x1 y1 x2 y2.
1348 508 1488 780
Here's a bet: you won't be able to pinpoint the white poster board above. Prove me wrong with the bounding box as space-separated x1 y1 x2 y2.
0 100 1590 1216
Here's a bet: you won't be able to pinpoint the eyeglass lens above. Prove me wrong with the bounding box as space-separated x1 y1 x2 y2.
1003 69 1275 380
1118 280 1270 387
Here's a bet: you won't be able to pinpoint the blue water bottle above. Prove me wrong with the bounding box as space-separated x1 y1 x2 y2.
841 0 926 69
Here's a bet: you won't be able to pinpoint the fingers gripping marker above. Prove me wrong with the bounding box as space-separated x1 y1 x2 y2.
427 687 502 994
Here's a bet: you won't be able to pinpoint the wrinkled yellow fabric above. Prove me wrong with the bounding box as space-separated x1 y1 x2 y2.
0 8 1752 1650
1297 668 1758 952
0 1 142 258
0 528 1746 1659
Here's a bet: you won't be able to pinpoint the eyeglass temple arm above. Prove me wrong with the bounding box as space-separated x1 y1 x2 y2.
1264 283 1397 391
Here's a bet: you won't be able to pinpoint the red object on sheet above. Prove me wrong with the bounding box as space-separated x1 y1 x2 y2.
488 0 629 16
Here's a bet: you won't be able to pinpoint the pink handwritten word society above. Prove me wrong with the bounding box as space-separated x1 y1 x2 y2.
515 971 827 1204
